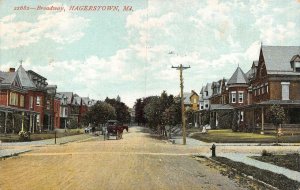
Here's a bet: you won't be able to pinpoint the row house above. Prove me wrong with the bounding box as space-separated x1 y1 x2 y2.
183 90 199 111
237 45 300 132
0 65 56 133
57 92 95 129
198 45 300 133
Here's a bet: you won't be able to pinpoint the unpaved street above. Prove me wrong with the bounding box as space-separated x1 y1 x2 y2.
0 126 250 190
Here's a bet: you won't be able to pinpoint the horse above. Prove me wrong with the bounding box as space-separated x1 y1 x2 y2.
116 125 129 139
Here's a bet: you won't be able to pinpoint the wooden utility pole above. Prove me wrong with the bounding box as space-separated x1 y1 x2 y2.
172 64 190 145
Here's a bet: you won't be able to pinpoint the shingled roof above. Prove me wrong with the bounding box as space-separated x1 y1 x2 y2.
17 65 36 89
227 66 249 85
0 71 16 85
261 46 300 73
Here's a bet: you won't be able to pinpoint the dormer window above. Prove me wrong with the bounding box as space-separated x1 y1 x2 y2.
290 54 300 72
295 62 300 72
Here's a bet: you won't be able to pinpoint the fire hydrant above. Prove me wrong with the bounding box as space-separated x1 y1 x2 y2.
210 144 216 157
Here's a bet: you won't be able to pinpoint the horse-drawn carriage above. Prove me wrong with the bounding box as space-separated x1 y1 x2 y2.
103 120 128 140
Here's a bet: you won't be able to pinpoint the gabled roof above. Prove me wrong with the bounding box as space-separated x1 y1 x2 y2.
200 86 204 94
227 66 249 85
253 60 259 67
261 45 300 72
183 92 191 104
17 65 36 89
58 92 73 104
245 69 252 79
0 71 16 85
72 96 81 105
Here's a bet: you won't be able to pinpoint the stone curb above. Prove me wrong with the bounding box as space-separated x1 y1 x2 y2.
0 150 32 159
198 155 279 190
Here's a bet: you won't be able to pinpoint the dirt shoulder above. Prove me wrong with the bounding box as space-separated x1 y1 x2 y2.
0 126 246 190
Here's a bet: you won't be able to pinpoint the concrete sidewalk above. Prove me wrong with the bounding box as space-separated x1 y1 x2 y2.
0 149 31 158
0 134 97 147
171 136 300 146
171 136 300 183
219 153 300 183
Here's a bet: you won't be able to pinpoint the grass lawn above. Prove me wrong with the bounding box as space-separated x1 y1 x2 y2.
251 153 300 172
190 129 300 143
0 130 83 142
211 156 300 190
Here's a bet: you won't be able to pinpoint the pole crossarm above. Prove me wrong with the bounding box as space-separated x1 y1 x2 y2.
171 64 190 145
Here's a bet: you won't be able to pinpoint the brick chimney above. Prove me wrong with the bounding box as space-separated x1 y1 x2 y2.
9 68 15 72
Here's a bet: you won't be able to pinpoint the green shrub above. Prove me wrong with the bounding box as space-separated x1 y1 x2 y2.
18 131 31 141
262 149 272 156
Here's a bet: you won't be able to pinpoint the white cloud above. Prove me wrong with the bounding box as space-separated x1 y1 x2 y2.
0 8 89 50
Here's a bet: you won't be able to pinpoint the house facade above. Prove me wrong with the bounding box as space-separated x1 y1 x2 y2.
0 66 47 133
199 45 300 133
238 46 300 133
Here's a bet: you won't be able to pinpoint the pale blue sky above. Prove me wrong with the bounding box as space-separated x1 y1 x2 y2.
1 0 300 107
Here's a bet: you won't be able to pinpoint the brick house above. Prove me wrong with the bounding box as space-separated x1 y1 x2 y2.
0 66 42 133
238 45 300 133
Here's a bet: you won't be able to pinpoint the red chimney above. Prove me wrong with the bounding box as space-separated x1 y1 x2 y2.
9 68 15 72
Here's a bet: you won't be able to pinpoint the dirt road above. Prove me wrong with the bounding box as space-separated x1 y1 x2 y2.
0 127 248 190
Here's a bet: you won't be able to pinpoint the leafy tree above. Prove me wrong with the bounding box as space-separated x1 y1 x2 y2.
82 101 116 126
144 96 162 130
232 110 239 132
266 104 287 143
200 110 210 125
105 97 130 124
134 98 143 125
162 102 181 126
185 108 194 126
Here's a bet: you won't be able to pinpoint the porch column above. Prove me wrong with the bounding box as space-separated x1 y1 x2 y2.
32 115 35 133
29 114 32 133
261 107 264 134
65 119 67 130
216 112 218 127
12 114 14 133
4 112 8 134
48 115 50 131
21 112 24 132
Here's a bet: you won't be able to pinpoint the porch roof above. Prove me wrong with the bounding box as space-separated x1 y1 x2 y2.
258 100 300 105
236 100 300 110
0 105 39 114
210 104 234 110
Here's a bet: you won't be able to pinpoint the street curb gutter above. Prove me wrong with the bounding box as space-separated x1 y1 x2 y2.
196 155 279 190
0 150 32 160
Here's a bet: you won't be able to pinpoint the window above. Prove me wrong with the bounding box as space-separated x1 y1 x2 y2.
46 100 50 110
258 88 260 95
266 85 269 93
65 108 68 116
205 104 208 108
262 86 265 94
240 111 244 122
9 92 13 105
193 98 197 104
231 92 236 103
36 114 40 124
20 95 24 107
36 96 41 106
9 92 18 106
30 96 34 108
281 82 290 100
238 92 244 103
254 89 257 96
